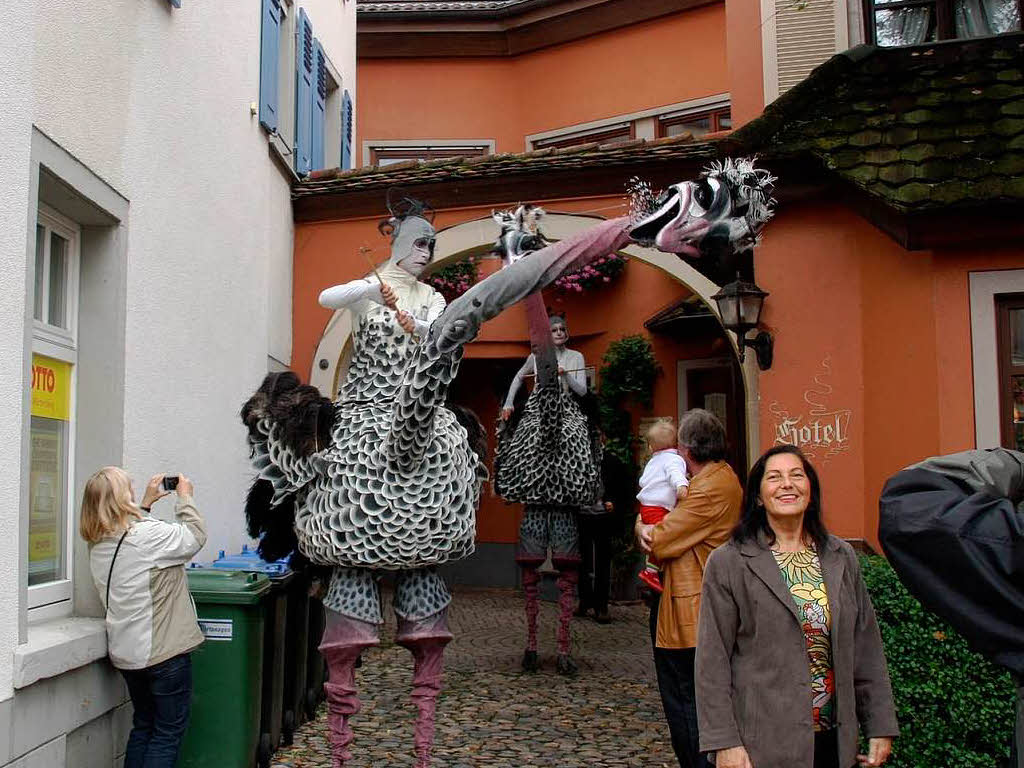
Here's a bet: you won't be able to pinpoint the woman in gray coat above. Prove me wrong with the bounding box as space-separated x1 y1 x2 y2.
695 445 898 768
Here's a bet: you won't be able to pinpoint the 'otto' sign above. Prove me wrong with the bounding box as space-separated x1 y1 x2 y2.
30 354 71 421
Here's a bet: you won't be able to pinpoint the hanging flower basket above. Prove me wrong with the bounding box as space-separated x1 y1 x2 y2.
553 251 627 293
425 257 479 302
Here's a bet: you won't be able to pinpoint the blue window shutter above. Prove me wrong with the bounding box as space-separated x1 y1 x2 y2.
294 8 314 176
311 39 327 171
258 0 281 133
341 90 353 170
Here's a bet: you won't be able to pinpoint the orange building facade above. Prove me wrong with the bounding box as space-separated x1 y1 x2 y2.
290 2 1024 582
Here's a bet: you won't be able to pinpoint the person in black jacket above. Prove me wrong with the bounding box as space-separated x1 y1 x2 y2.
878 448 1023 768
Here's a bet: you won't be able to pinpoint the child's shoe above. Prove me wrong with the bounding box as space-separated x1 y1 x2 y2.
638 566 663 593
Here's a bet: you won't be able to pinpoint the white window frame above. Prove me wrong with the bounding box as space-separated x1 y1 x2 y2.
27 204 80 616
971 269 1024 449
361 139 495 168
525 94 731 151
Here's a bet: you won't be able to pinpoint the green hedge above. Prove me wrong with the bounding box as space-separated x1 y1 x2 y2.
859 555 1016 768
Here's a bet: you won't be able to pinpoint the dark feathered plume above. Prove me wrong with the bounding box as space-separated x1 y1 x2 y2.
241 371 335 457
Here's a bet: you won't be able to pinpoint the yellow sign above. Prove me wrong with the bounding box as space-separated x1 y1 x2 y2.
30 354 72 421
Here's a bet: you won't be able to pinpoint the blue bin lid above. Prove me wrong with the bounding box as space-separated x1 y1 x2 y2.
209 545 292 576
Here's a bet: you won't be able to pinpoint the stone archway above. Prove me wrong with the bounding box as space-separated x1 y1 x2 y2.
310 212 761 468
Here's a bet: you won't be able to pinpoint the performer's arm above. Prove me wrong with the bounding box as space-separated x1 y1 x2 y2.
503 355 535 410
562 350 587 396
318 279 383 310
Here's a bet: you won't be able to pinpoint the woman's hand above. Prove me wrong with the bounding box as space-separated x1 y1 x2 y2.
634 518 654 554
396 310 416 335
140 474 170 509
716 746 754 768
380 282 398 310
500 406 513 421
857 737 892 767
176 474 194 498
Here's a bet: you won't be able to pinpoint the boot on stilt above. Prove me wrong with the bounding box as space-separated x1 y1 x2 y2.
520 566 541 671
555 568 579 676
396 610 454 768
318 611 380 768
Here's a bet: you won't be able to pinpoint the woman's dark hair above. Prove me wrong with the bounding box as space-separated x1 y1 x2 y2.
733 444 829 551
677 408 728 463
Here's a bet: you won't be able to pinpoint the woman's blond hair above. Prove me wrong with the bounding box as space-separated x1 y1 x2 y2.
79 467 143 543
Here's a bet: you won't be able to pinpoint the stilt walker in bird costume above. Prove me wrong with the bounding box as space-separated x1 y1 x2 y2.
494 205 601 677
240 159 775 766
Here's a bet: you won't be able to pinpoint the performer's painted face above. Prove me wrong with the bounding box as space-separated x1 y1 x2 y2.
629 158 775 261
392 216 436 277
550 319 568 347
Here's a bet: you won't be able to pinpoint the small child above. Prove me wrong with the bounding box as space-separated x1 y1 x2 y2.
636 419 689 593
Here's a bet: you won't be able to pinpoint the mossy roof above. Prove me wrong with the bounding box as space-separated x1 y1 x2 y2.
730 33 1024 211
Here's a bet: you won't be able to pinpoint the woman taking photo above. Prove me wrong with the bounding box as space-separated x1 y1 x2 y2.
696 446 898 768
80 467 206 768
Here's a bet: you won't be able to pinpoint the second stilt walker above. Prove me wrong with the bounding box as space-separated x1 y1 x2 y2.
494 206 603 676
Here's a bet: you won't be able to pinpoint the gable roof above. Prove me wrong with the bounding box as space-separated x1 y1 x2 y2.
357 0 536 14
730 32 1024 212
292 134 719 220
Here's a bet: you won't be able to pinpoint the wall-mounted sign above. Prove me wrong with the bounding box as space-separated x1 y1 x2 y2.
30 354 72 421
769 356 852 464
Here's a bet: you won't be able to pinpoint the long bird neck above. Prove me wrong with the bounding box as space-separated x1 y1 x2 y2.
525 294 559 390
389 216 632 472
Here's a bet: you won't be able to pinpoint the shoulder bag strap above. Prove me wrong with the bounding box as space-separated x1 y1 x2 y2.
105 529 129 618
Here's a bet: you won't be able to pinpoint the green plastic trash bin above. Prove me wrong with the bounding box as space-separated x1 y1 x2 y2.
210 552 294 753
179 570 271 768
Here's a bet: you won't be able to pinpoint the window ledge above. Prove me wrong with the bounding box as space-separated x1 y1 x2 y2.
268 131 301 183
14 617 108 689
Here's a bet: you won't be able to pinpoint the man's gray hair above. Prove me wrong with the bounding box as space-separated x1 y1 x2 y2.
677 408 728 463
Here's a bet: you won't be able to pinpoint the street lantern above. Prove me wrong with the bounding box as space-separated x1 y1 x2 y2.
711 277 774 370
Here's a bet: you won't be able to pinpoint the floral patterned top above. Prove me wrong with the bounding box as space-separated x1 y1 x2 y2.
772 547 835 730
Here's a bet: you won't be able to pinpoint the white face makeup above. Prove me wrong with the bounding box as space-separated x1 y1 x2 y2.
390 216 436 277
397 237 434 277
550 322 568 347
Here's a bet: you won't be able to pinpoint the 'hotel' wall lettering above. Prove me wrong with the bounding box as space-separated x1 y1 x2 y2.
769 356 852 463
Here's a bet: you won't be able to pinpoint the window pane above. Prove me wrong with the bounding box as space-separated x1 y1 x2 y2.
875 7 936 46
665 116 712 138
48 231 68 329
1013 376 1024 451
719 113 733 131
34 225 45 322
29 416 67 586
1010 308 1024 366
955 0 1020 37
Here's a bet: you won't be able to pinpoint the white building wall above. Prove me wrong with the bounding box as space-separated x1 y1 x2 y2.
0 9 35 705
0 0 355 761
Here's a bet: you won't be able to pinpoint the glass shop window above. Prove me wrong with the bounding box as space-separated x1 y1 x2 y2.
28 207 79 610
997 293 1024 452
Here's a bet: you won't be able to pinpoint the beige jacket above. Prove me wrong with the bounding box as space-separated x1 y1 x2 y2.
650 460 742 649
90 496 207 670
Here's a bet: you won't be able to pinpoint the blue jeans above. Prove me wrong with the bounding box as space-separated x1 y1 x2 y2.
120 653 193 768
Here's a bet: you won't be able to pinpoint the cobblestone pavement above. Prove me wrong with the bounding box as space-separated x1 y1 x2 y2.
273 587 679 768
